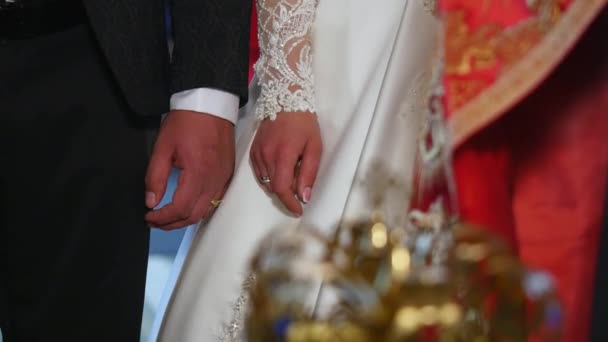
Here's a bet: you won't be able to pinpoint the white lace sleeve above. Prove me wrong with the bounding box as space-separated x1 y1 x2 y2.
254 0 318 121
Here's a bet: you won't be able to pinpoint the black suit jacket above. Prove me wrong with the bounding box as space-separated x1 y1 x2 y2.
83 0 252 116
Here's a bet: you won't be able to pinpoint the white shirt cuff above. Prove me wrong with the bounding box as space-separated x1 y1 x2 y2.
170 88 240 124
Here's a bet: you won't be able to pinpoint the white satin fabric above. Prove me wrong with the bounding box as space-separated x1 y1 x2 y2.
151 1 438 340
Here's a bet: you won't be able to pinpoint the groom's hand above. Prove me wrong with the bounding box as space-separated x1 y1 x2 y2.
145 110 235 230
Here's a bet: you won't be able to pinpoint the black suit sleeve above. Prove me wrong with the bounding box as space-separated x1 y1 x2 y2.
169 0 252 106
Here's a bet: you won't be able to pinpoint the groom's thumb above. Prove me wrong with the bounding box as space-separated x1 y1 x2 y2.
145 144 173 209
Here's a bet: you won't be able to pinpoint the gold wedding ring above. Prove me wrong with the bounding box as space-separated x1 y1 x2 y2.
210 199 222 208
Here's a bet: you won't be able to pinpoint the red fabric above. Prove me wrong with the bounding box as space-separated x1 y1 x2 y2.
439 0 572 117
454 75 608 342
440 0 571 30
510 80 608 342
248 1 260 83
453 139 517 248
439 0 535 117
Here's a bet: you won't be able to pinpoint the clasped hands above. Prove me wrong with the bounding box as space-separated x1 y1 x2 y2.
145 110 322 230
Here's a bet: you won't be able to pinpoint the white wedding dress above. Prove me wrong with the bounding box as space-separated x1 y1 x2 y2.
151 0 438 340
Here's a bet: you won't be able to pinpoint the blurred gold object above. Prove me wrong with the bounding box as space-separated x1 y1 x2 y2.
245 211 562 341
246 225 389 342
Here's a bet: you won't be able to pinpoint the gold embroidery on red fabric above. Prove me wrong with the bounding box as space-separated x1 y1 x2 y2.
447 78 490 112
448 0 606 148
444 11 501 76
444 0 563 111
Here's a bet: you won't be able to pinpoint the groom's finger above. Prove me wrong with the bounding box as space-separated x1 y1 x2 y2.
159 194 209 230
146 168 199 227
145 143 173 209
158 170 228 230
201 185 227 220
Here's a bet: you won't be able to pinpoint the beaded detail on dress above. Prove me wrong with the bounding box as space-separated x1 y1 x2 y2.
216 274 256 342
254 0 318 120
423 0 438 15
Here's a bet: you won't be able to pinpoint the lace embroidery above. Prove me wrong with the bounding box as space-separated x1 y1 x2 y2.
254 0 318 121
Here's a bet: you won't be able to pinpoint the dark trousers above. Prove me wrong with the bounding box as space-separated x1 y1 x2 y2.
0 23 156 341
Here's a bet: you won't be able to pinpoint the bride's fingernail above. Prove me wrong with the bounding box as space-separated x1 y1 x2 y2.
302 187 312 203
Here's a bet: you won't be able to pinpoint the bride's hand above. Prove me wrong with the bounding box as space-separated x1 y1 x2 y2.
250 112 322 216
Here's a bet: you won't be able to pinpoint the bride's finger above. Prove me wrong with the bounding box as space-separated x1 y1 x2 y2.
292 163 299 195
261 145 277 192
251 146 272 192
250 148 263 183
273 148 302 216
296 138 322 203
